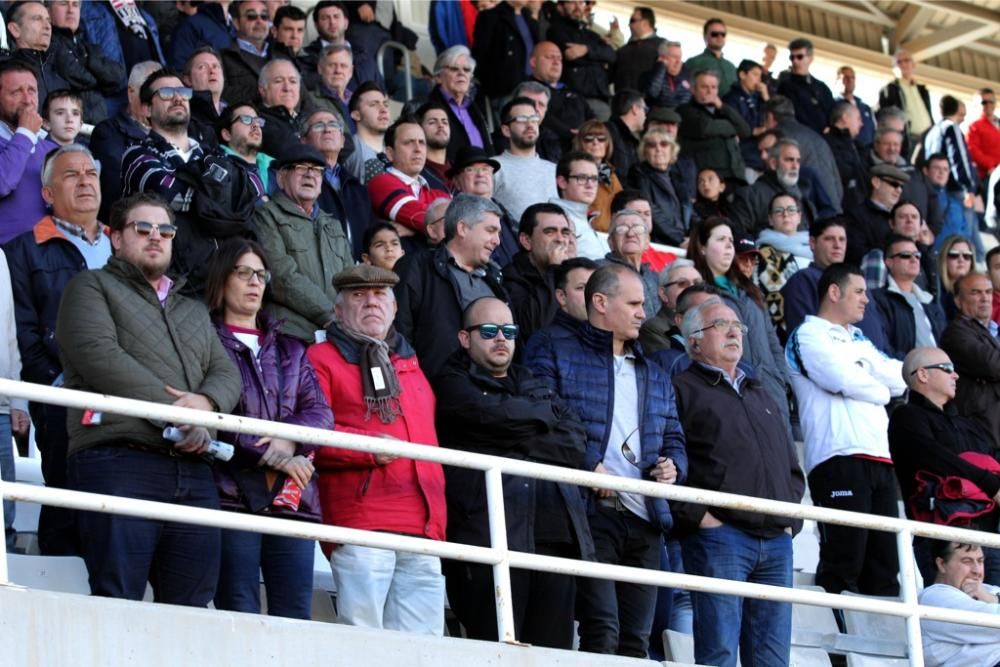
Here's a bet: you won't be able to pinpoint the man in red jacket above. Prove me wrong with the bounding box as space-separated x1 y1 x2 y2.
307 264 447 635
967 88 1000 183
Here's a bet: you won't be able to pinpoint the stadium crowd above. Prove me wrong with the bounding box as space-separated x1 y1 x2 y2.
1 1 1000 665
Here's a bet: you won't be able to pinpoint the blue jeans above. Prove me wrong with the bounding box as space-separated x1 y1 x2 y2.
68 446 221 606
576 503 662 657
0 414 14 550
682 523 793 667
214 528 315 619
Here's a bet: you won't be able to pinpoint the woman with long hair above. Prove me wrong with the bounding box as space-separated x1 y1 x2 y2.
204 238 334 619
937 235 975 320
572 119 622 231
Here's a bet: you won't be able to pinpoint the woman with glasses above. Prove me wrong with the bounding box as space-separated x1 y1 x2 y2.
428 45 493 162
938 235 976 320
755 193 811 334
628 128 688 247
572 120 622 231
203 237 334 620
689 217 793 435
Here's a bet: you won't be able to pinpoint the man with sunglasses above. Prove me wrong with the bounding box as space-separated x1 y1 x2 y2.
776 38 835 136
890 346 1000 587
217 103 274 197
674 299 803 667
252 143 352 343
431 296 592 648
845 163 909 266
219 0 270 106
869 235 946 361
941 272 1000 447
55 191 241 605
787 263 906 598
525 262 686 658
123 69 260 294
683 18 736 97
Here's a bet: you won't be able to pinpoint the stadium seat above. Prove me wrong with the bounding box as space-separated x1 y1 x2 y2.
6 553 90 595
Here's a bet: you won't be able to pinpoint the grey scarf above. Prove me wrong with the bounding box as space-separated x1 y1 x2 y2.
338 326 403 424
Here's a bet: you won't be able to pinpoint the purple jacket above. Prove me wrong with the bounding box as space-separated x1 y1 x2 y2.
0 129 58 244
213 315 334 521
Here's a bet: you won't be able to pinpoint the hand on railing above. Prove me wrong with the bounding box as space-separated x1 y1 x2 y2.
650 457 677 484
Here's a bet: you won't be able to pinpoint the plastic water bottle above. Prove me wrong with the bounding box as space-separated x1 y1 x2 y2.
162 426 235 461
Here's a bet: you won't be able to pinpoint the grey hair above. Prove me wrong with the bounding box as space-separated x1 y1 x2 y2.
434 45 476 76
320 43 353 62
611 208 649 231
767 137 800 161
660 257 696 286
892 49 911 67
443 193 502 242
512 80 550 101
128 61 163 90
874 127 903 144
876 106 907 128
657 40 681 56
258 58 299 89
41 144 100 187
426 196 452 222
298 108 345 135
680 298 726 354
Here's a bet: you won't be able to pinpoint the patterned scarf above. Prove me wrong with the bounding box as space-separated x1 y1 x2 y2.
337 326 403 424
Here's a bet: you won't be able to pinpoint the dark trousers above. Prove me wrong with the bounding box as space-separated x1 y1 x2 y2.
68 446 221 606
807 456 900 596
215 528 315 619
443 542 578 648
29 402 79 555
576 502 662 657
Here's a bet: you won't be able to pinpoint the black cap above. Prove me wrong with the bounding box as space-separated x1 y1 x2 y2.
446 146 501 178
275 143 326 170
734 232 761 256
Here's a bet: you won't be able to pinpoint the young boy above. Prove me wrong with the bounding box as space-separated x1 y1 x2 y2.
361 222 405 271
43 90 84 146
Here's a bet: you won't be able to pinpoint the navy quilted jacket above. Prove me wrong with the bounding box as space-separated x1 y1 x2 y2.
524 315 688 533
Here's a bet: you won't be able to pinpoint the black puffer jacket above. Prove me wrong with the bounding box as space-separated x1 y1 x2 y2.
49 27 126 125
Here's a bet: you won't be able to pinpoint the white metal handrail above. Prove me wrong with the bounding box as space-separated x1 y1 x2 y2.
2 379 999 665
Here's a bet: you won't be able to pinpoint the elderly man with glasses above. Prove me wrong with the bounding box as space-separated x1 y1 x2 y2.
673 297 803 667
787 263 906 598
252 143 353 342
55 191 241 605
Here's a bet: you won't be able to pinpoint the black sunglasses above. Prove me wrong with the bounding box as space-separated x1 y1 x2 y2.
909 362 955 376
465 323 519 340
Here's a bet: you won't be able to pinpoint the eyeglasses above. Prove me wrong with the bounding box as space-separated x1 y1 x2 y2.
648 140 673 148
463 165 493 175
664 278 700 289
444 65 473 74
427 215 445 227
947 251 974 260
694 318 748 335
232 114 266 128
288 163 324 176
306 120 342 133
909 362 955 376
153 86 193 101
611 223 647 236
465 323 519 340
242 11 269 21
567 173 599 185
582 134 608 143
508 114 541 125
881 179 905 189
790 53 809 60
889 251 921 260
232 265 272 284
124 220 178 239
709 31 726 38
771 205 800 216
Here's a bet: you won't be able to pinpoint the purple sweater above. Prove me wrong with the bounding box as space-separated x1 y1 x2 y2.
0 128 57 244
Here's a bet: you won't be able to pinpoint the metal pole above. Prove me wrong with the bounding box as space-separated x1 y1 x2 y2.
484 467 516 643
897 528 925 666
0 473 7 584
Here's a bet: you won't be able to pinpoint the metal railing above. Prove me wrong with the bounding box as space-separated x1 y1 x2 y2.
3 379 1000 666
376 40 413 102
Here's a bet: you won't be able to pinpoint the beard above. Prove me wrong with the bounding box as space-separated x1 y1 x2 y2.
511 132 537 150
426 135 449 151
776 169 798 188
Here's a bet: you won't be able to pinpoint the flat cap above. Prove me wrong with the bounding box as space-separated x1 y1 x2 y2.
648 106 681 124
333 264 399 290
870 163 910 184
275 143 326 170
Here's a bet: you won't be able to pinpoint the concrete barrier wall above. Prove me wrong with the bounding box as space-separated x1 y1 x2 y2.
0 585 670 667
